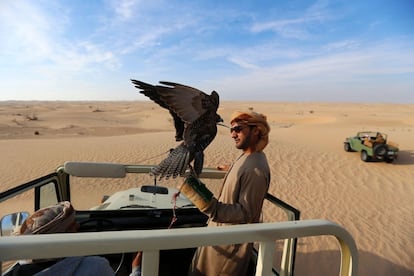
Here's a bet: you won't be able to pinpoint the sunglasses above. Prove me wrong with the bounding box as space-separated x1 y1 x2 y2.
230 125 245 133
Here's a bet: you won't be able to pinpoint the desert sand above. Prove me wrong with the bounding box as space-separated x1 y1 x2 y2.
0 100 413 275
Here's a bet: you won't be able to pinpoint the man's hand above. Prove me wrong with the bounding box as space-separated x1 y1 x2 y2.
217 164 230 171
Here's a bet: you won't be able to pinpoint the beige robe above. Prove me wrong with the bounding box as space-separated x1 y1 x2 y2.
189 152 270 276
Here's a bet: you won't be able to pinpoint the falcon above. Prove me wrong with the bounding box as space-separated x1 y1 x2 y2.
131 80 222 179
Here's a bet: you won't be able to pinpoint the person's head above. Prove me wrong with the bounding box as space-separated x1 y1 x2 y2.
229 111 270 153
18 201 78 235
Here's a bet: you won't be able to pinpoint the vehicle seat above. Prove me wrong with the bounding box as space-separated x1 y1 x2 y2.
374 135 385 144
363 138 373 148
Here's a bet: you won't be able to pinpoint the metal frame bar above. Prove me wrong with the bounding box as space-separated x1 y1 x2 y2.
0 219 358 276
1 162 347 276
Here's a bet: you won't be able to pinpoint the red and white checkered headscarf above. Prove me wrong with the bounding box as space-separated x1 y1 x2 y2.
230 111 270 152
18 201 76 235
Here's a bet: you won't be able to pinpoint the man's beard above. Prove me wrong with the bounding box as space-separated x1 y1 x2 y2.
236 133 251 150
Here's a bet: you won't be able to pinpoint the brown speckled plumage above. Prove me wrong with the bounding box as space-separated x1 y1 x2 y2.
131 80 222 179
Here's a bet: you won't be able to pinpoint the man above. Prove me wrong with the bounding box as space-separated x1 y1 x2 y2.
186 111 271 276
16 202 115 276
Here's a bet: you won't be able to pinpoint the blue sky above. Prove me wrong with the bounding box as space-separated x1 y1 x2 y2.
1 0 413 103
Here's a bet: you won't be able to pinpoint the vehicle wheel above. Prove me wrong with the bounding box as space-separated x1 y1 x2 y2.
361 151 371 162
373 144 387 157
344 143 352 152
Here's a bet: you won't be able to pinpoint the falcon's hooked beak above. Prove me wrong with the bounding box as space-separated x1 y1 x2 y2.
216 116 229 128
218 122 230 128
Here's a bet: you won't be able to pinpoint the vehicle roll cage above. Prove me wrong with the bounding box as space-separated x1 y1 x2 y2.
0 162 357 276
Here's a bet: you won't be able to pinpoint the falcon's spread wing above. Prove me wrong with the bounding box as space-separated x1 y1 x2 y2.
131 80 184 141
131 79 222 179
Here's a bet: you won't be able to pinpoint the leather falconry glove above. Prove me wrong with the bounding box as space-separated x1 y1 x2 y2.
179 176 215 212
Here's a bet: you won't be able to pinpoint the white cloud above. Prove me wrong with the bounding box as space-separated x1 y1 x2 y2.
249 0 333 39
0 1 413 102
227 57 259 70
322 40 359 51
112 0 139 20
250 18 311 39
0 2 56 61
215 40 414 102
57 41 120 72
120 28 167 54
0 1 121 80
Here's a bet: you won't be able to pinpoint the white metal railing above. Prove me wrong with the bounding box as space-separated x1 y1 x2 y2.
0 219 358 276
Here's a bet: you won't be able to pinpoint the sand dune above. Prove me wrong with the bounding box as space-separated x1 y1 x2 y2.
0 101 413 275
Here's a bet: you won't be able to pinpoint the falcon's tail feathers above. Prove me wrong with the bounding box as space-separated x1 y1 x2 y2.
151 144 190 179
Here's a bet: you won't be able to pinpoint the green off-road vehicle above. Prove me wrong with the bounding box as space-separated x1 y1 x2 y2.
344 131 399 163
